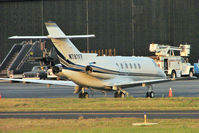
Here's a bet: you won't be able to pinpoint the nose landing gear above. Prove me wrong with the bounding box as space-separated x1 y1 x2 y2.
146 85 155 98
74 86 89 98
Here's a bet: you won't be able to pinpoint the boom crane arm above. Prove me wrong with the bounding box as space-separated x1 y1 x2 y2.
149 43 190 57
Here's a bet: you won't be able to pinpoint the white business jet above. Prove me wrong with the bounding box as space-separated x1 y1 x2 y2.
1 22 169 98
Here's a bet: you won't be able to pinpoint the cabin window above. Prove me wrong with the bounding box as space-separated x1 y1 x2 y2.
116 63 119 67
129 63 133 69
120 63 123 69
134 63 137 69
138 63 141 69
125 63 128 69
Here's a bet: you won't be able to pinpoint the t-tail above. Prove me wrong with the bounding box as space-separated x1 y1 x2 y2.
45 22 96 64
45 22 80 62
8 22 96 65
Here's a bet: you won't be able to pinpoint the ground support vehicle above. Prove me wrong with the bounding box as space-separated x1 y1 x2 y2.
149 43 194 79
23 66 48 80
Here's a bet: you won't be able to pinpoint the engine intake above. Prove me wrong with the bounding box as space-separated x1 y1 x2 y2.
85 65 93 73
52 66 62 74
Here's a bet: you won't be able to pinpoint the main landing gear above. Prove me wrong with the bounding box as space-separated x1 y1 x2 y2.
114 87 128 98
146 85 155 98
78 88 89 98
74 86 89 98
78 92 89 98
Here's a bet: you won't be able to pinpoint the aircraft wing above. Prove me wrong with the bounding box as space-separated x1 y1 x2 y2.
104 77 171 88
0 78 76 86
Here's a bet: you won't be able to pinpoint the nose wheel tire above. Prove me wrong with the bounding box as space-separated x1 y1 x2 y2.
146 91 155 98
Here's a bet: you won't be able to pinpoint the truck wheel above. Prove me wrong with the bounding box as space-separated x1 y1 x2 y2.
189 69 193 77
171 71 176 80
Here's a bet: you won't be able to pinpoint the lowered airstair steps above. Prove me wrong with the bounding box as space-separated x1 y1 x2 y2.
0 41 42 78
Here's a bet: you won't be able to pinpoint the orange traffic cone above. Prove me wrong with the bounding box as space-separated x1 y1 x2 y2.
168 88 173 97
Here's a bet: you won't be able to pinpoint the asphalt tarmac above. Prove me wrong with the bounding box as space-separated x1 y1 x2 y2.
0 79 198 98
0 110 199 119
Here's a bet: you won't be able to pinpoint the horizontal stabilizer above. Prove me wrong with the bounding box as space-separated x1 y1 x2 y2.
9 35 95 39
63 35 95 39
9 36 48 39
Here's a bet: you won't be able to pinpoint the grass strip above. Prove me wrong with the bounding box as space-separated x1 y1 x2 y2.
0 118 199 133
0 97 199 111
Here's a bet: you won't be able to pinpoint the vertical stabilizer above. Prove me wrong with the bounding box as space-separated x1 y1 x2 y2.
45 22 81 63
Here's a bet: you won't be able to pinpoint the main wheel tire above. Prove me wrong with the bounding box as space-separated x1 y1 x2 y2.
146 92 150 98
150 91 155 98
146 92 155 98
114 92 119 98
114 92 125 98
171 71 176 80
78 93 83 98
84 92 89 98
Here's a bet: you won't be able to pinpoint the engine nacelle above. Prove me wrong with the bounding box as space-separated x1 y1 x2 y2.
85 65 93 73
85 65 113 79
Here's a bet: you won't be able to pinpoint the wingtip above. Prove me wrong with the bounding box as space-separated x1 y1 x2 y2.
8 36 17 39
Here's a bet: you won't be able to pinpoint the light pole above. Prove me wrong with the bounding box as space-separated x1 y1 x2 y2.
41 0 44 36
86 0 89 52
131 0 135 56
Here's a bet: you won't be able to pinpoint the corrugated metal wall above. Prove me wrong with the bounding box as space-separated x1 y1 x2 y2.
0 0 199 62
